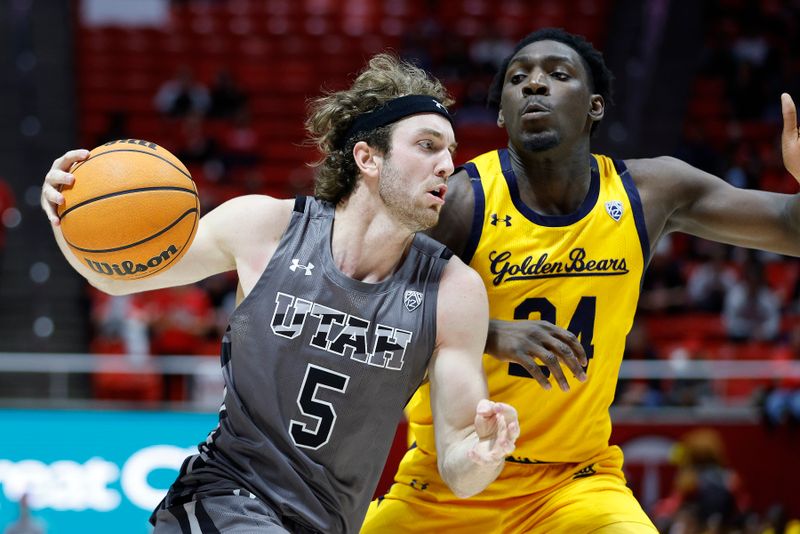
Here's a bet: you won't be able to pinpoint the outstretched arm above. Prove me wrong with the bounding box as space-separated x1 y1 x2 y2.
635 93 800 255
429 258 520 498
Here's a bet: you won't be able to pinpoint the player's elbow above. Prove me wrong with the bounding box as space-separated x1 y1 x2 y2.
450 485 480 499
437 456 485 499
442 474 483 499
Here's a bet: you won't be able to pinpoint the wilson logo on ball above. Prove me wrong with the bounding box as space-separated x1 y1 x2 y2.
84 244 179 277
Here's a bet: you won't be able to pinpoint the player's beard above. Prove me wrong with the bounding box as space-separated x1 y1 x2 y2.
378 159 437 232
522 130 560 152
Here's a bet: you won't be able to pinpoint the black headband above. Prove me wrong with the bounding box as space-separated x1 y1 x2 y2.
335 94 452 150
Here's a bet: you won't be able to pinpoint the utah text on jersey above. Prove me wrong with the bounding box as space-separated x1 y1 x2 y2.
270 292 413 370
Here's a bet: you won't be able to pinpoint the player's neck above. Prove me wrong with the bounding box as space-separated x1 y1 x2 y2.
331 190 414 283
508 142 593 216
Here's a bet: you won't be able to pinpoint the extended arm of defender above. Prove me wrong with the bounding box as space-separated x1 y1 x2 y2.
638 93 800 254
429 258 520 498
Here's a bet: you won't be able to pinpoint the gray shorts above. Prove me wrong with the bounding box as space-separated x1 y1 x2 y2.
152 493 316 534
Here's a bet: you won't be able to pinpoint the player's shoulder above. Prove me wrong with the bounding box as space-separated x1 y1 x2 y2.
624 156 717 212
439 257 487 301
436 258 488 340
205 194 294 246
444 167 474 206
216 194 294 223
624 156 697 183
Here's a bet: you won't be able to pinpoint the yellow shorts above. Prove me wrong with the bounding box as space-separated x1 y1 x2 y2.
361 445 656 534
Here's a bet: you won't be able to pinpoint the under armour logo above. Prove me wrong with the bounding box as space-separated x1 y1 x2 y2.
404 290 423 312
605 200 624 222
289 259 314 276
490 213 512 227
410 479 429 491
572 464 597 479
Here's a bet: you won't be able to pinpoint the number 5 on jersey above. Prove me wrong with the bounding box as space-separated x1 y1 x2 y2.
290 363 349 450
508 296 596 379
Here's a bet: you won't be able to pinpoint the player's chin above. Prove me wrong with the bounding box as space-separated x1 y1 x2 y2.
521 131 560 152
412 203 441 229
423 207 442 228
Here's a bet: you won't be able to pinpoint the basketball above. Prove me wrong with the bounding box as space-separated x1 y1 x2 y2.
56 139 200 280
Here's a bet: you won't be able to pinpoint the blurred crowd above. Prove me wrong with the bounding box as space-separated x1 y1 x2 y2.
648 428 800 534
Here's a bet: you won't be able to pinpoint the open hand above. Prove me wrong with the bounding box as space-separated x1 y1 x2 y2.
466 399 520 465
486 319 587 391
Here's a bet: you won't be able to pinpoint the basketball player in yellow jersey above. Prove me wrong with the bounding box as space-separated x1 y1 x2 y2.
362 28 800 533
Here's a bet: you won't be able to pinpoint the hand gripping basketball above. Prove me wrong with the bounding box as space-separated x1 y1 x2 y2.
48 140 200 280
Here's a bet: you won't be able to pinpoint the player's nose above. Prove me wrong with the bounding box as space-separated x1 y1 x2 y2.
523 71 549 96
436 151 454 179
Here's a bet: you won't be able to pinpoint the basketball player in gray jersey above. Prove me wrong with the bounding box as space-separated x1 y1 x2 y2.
41 55 520 533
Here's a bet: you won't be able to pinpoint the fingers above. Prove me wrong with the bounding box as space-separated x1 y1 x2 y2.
518 346 571 391
41 179 66 225
42 149 89 226
538 350 571 392
495 320 588 391
554 328 588 367
781 93 800 180
473 400 498 438
475 398 494 417
514 350 553 390
41 172 70 226
475 400 517 423
543 336 587 384
488 401 520 436
468 407 518 464
52 149 91 172
782 93 798 138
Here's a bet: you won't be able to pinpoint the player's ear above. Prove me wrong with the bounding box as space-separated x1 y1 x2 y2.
353 141 381 179
589 95 604 122
497 109 505 128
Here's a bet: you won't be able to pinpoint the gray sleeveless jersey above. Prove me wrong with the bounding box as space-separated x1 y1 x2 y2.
155 197 451 533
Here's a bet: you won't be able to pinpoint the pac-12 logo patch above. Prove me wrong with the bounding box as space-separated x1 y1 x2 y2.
404 290 423 312
605 200 624 222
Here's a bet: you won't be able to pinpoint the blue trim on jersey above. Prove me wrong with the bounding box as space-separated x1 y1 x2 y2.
500 149 600 227
616 159 651 269
461 161 485 265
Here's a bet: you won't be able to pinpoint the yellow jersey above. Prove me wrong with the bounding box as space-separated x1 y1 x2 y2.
408 149 648 463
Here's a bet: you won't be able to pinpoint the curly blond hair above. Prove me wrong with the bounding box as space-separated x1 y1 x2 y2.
305 54 453 203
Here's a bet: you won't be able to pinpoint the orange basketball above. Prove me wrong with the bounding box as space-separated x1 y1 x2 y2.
57 139 200 280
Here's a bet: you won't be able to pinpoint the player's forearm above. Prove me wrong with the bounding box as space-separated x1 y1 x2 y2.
437 432 505 499
784 194 800 238
50 225 175 295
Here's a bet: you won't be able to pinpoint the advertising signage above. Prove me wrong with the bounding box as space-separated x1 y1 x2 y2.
0 409 216 533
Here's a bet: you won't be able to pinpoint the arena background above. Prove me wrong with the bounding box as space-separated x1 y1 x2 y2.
0 0 799 532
